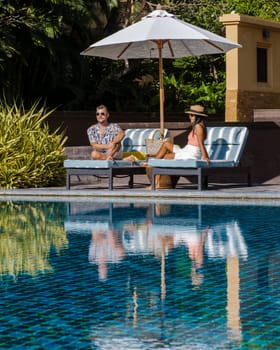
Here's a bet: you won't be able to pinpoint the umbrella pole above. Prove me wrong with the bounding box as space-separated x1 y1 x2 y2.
158 41 164 139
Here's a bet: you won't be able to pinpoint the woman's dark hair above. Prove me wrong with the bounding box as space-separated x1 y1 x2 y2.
192 115 207 138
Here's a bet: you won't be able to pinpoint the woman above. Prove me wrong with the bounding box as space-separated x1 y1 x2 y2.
156 104 210 162
144 104 210 189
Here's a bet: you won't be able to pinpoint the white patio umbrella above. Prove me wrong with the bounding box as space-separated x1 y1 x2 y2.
81 8 241 138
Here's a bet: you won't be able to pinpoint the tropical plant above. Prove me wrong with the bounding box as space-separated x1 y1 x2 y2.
0 100 67 189
0 0 99 108
226 0 280 20
1 0 280 113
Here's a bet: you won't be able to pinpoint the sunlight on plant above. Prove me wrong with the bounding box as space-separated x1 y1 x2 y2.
0 100 67 189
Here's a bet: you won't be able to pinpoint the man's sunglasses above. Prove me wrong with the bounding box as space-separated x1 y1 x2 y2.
96 112 105 116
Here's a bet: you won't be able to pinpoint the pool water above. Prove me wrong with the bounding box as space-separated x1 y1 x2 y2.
0 200 280 349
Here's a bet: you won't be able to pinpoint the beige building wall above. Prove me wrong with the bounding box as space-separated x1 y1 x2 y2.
220 14 280 122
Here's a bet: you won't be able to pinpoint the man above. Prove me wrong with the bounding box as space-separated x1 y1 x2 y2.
87 105 125 160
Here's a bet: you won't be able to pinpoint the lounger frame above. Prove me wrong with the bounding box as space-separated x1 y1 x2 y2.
151 165 251 191
64 160 146 190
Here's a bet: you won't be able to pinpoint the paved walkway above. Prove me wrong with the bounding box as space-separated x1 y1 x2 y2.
0 174 280 203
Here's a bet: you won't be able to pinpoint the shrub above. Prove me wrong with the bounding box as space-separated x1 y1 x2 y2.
0 100 67 189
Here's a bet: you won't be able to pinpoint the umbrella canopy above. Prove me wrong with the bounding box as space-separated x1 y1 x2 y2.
81 9 241 137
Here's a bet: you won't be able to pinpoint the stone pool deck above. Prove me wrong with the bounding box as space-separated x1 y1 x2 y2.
0 174 280 203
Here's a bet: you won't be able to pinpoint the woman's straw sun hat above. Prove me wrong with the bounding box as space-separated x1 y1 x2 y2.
185 105 208 117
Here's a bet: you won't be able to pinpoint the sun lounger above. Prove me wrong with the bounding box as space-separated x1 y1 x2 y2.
64 128 169 189
148 126 250 190
64 159 146 190
122 127 169 158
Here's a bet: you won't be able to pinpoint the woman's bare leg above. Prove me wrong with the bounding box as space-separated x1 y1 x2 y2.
155 141 174 159
141 140 175 166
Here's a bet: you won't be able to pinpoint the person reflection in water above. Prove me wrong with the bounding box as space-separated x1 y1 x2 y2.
188 227 209 288
174 225 209 288
88 225 125 281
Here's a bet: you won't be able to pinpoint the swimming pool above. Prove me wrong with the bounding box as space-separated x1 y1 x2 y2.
0 200 279 349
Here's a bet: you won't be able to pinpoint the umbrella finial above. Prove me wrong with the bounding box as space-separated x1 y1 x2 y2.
156 4 161 10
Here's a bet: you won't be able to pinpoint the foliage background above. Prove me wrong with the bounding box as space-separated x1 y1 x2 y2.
1 0 280 115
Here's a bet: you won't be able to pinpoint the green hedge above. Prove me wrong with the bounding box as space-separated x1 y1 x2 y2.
0 101 67 189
